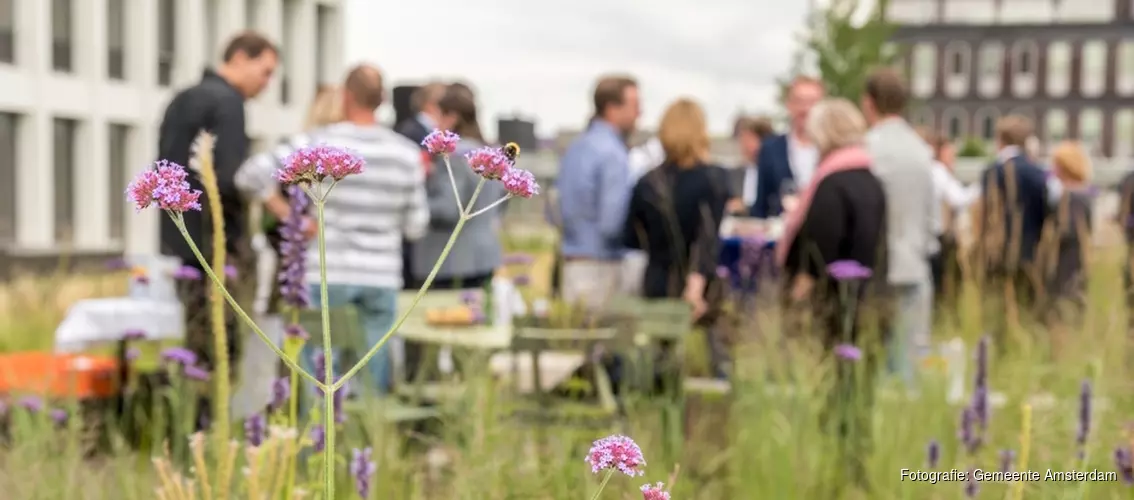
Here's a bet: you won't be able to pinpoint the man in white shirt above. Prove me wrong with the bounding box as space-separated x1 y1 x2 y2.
750 77 824 218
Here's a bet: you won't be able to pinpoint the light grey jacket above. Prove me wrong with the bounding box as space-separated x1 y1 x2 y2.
866 118 938 285
411 139 506 281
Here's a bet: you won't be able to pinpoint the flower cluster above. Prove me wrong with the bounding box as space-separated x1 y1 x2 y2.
276 145 365 184
585 434 646 477
350 447 378 498
160 347 211 381
422 129 540 199
640 482 670 500
126 160 202 213
278 184 311 308
245 413 266 447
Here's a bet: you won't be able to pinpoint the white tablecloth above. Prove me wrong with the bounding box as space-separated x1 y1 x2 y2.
54 297 185 352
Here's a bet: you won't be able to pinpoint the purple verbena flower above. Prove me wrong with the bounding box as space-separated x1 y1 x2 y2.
971 385 989 433
422 129 460 156
172 265 202 281
49 409 68 426
223 264 237 279
245 413 266 447
640 482 670 500
278 184 311 308
183 365 211 381
270 377 290 412
160 347 198 366
585 434 646 477
465 147 512 180
1000 449 1015 472
927 439 940 468
310 424 326 453
833 343 862 361
19 396 43 413
350 447 378 499
1078 379 1092 446
501 167 540 198
285 323 310 340
459 290 482 305
277 145 365 184
1114 447 1134 484
125 347 141 362
311 351 326 381
826 260 872 281
121 329 146 341
126 160 202 212
959 406 979 454
964 468 979 497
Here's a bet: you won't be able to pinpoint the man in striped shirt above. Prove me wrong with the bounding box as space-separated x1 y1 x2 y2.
238 64 429 394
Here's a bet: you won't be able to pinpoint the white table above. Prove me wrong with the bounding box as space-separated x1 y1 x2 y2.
54 297 184 353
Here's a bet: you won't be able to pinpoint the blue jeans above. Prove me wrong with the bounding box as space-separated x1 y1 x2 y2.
301 284 397 395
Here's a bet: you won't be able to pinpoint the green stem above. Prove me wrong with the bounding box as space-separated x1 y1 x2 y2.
333 178 486 390
172 214 324 389
284 309 300 500
316 200 336 500
589 469 615 500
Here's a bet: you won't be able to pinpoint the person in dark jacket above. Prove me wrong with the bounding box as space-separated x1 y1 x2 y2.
156 32 278 424
393 82 446 290
1041 141 1093 354
974 115 1053 351
750 77 824 218
622 98 732 379
775 98 886 488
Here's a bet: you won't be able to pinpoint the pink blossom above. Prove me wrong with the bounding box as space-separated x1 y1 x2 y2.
277 145 365 184
501 168 540 199
465 147 512 180
422 129 460 156
641 482 670 500
126 160 202 212
585 434 646 477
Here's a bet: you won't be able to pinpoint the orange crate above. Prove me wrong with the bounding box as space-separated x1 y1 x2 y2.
0 353 119 400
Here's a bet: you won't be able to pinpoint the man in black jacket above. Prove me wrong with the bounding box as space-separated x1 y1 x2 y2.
156 32 278 414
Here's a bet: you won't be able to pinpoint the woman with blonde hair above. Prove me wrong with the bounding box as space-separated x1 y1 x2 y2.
1042 141 1093 333
622 98 733 378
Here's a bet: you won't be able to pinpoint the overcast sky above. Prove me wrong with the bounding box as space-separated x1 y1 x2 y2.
344 0 811 138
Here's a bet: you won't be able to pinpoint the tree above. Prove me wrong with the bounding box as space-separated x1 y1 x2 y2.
780 0 899 103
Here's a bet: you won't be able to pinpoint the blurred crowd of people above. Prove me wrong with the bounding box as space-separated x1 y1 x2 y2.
153 30 1102 428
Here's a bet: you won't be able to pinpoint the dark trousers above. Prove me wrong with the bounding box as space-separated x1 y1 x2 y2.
402 273 494 384
982 267 1038 356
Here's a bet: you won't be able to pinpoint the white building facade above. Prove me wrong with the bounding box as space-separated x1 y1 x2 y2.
0 0 345 260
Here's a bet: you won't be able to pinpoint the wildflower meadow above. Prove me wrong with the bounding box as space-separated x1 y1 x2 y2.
0 130 1133 499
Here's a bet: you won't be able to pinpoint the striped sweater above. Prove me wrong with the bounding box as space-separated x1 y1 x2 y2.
235 122 430 289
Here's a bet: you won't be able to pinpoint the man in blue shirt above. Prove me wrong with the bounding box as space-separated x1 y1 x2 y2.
555 75 640 308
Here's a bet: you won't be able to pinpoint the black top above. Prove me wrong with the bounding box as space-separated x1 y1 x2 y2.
1048 188 1093 297
622 163 731 298
394 117 430 148
783 170 887 282
157 69 249 266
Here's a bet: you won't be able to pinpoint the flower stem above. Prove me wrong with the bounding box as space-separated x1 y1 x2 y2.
316 200 336 500
333 178 486 390
445 154 462 208
589 469 615 500
284 309 300 500
172 215 324 389
465 194 512 219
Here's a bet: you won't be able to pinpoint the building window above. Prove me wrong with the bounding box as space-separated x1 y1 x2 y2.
316 5 332 86
0 0 13 64
1078 108 1103 155
911 42 937 98
157 0 175 86
974 107 1000 142
281 0 299 105
108 124 130 242
52 118 78 244
1047 41 1072 98
51 0 73 72
0 113 15 246
1044 109 1068 145
978 42 1003 98
942 107 968 141
1014 42 1034 74
1114 109 1134 159
1011 40 1038 98
106 0 125 80
1080 40 1108 98
1119 41 1134 96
